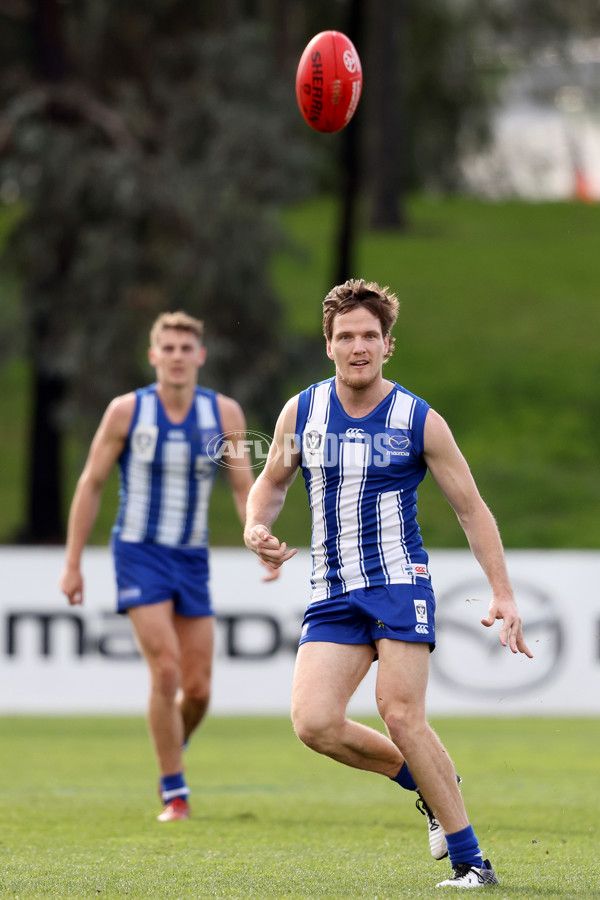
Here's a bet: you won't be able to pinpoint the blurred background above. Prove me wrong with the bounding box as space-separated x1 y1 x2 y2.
1 0 599 552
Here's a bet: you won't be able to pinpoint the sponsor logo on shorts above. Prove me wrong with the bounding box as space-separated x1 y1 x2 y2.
119 587 142 600
415 624 429 634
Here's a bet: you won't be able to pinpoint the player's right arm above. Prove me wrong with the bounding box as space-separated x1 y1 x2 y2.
60 393 135 605
244 396 302 573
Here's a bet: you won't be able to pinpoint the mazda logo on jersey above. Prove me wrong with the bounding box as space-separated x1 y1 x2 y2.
389 434 410 451
384 430 411 456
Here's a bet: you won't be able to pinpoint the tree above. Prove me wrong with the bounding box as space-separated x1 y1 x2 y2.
0 1 314 541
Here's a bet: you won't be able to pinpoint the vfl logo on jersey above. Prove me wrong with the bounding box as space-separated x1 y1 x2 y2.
305 429 323 451
414 599 428 624
131 424 158 462
303 425 327 463
195 456 215 480
345 427 366 440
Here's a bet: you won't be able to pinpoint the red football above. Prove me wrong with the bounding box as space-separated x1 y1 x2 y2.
295 30 363 134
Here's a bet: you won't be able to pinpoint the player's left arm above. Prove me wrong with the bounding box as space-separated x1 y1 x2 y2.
216 394 280 582
216 394 254 523
423 408 533 658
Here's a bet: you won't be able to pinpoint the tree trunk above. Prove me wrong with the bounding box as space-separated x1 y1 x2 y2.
21 0 68 542
365 0 407 229
23 362 65 543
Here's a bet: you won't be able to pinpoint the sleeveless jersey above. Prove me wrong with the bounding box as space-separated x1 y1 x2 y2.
113 384 222 548
296 378 431 601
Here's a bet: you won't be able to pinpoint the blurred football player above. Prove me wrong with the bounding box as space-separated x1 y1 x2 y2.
61 311 276 821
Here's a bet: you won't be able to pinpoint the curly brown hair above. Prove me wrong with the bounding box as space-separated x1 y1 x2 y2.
322 279 399 362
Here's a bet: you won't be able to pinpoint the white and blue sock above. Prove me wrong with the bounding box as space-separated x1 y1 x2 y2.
160 772 190 805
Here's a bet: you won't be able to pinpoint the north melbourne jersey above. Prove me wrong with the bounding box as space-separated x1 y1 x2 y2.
114 384 222 548
296 378 431 601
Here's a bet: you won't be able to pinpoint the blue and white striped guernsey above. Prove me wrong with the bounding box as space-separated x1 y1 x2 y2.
113 384 222 548
296 378 431 601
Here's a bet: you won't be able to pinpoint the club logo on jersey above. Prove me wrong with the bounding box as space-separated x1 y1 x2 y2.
131 424 158 462
414 599 428 624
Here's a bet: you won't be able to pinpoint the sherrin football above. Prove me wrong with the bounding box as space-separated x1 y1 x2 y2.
295 30 363 133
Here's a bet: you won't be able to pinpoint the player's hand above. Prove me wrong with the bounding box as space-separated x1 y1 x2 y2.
60 566 84 606
246 524 297 573
481 597 533 657
259 558 281 582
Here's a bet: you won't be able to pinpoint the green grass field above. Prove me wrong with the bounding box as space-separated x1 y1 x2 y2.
1 715 598 898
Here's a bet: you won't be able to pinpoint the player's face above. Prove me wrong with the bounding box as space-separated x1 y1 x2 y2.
148 328 206 387
326 307 389 390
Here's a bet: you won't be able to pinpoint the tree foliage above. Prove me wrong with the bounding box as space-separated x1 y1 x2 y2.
0 2 317 538
2 4 314 420
2 0 597 540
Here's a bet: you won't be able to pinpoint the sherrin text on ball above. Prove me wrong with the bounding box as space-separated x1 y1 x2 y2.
295 30 363 133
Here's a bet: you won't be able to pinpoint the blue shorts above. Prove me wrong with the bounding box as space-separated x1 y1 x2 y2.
299 583 436 650
112 539 213 617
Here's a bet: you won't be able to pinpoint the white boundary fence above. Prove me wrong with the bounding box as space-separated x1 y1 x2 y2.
1 547 598 715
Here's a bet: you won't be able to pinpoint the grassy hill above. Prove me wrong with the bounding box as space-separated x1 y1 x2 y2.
1 195 599 547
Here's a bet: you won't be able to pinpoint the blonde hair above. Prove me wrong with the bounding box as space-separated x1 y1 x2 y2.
323 279 399 362
149 311 204 347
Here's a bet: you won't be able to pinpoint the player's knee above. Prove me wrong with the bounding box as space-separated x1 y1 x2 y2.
182 681 211 708
151 654 181 698
292 710 340 754
381 706 422 750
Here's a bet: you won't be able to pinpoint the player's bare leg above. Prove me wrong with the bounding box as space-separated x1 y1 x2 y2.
375 639 467 835
174 614 214 744
128 602 190 819
291 639 470 862
291 642 407 775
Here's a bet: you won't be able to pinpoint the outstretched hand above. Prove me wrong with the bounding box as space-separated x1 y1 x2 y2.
481 596 533 658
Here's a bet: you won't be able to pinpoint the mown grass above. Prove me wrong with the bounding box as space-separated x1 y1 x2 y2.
1 196 600 547
1 715 598 898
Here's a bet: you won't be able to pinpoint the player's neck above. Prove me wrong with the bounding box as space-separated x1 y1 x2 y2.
156 381 196 423
335 375 393 419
